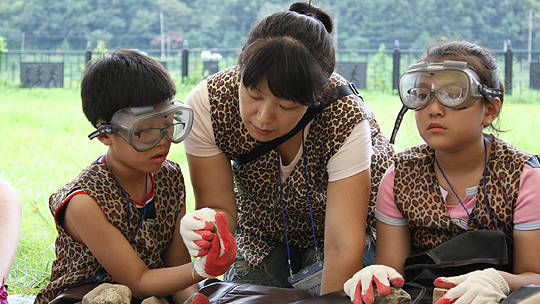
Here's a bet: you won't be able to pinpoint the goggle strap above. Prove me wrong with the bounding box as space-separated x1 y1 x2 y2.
478 84 503 99
390 105 408 144
88 124 115 140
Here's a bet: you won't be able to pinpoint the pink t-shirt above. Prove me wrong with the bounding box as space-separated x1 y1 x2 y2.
375 163 540 231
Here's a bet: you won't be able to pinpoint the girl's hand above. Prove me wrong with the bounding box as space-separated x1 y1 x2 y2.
434 268 509 304
343 265 404 304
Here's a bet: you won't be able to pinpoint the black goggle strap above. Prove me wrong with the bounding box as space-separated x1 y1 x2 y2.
389 105 408 144
88 124 115 140
478 84 504 100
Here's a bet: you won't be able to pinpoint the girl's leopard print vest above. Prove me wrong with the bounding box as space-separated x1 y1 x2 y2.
206 67 393 267
393 135 533 254
35 160 185 304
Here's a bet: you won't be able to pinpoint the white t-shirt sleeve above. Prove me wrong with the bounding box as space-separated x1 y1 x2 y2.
327 119 373 182
183 80 223 157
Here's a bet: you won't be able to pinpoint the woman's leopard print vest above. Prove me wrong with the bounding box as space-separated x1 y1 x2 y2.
206 66 393 267
393 135 534 254
35 160 185 304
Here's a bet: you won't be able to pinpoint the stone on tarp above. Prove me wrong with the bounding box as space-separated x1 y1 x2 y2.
82 283 131 304
374 287 411 304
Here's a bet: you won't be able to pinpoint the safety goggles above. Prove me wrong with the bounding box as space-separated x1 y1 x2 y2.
390 60 503 144
399 60 503 110
88 99 193 152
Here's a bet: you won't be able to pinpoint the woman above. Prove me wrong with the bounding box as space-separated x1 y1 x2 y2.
181 2 393 295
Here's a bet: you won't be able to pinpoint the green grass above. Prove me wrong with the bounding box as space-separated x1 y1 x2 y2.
0 84 538 295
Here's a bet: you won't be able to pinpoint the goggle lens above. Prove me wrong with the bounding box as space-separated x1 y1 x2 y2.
399 70 471 110
127 107 191 151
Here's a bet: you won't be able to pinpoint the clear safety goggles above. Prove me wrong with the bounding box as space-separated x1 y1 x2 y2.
88 99 193 152
398 60 503 110
389 60 503 144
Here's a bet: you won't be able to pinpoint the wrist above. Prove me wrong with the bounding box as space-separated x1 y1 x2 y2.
193 258 214 279
485 268 510 295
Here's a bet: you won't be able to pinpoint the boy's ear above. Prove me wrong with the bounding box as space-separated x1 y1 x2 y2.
97 134 113 146
483 97 502 126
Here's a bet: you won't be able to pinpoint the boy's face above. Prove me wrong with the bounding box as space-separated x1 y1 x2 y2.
88 100 193 152
104 132 172 174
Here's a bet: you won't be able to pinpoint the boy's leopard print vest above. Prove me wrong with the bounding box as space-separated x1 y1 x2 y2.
206 66 393 267
393 135 533 254
35 160 185 304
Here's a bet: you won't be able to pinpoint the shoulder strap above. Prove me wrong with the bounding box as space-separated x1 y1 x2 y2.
232 83 361 169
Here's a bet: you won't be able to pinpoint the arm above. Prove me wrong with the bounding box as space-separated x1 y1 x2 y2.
164 208 200 303
186 153 237 232
498 229 540 291
374 221 410 275
321 169 370 294
0 179 22 280
64 194 202 299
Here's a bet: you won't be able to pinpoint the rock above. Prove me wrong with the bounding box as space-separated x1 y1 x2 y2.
141 296 169 304
432 287 448 303
82 283 132 304
374 287 411 304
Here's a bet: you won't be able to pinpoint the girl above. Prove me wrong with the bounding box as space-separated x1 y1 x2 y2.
0 178 21 304
344 41 540 304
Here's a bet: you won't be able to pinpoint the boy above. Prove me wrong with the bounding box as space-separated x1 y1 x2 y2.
35 49 234 304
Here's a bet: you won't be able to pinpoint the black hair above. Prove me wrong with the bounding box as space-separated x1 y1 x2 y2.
421 40 504 132
238 2 335 107
81 49 176 127
421 40 504 104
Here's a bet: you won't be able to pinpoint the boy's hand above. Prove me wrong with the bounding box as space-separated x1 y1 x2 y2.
344 265 404 304
183 293 210 304
180 208 217 257
193 212 237 278
434 268 509 304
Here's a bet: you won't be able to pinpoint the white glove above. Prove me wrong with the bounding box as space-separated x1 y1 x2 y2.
434 268 509 304
344 265 404 304
180 208 216 257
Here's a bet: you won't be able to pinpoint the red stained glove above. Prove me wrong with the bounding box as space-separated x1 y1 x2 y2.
193 212 237 278
344 265 404 304
180 208 216 257
183 292 210 304
188 293 210 304
433 268 509 304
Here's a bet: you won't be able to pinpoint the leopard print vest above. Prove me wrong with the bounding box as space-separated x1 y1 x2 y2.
35 159 185 304
393 135 533 254
206 67 393 267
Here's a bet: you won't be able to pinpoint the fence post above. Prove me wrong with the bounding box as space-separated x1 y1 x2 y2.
392 40 400 91
182 40 189 80
504 39 513 95
85 41 92 67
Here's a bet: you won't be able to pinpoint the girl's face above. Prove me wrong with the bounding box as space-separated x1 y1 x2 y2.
239 79 308 142
414 94 499 153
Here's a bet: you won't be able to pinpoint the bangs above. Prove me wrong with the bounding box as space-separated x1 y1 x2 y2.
106 54 176 108
239 38 330 107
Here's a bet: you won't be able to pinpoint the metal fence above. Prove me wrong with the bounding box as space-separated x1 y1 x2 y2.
1 47 540 94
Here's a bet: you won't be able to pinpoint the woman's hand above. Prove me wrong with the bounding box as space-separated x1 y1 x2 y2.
180 208 217 257
192 212 237 278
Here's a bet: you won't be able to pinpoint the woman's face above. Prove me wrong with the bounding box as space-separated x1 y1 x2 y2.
239 79 308 142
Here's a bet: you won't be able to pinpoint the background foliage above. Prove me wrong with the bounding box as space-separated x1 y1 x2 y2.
1 0 540 51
